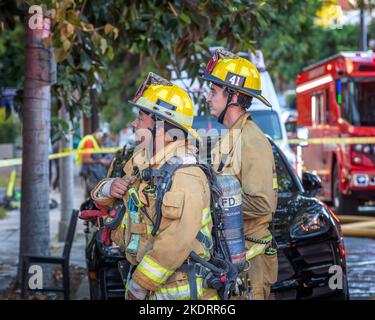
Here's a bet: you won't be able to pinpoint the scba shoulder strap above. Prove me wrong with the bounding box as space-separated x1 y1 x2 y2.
141 155 220 238
141 156 238 300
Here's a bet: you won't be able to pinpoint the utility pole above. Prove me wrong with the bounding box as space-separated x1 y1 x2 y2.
58 103 74 241
359 6 367 51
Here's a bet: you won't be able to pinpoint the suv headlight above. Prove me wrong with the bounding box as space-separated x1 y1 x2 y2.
290 209 331 239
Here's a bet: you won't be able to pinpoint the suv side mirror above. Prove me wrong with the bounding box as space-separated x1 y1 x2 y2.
302 172 322 197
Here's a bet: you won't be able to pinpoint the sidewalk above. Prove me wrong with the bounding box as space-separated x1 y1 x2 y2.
0 177 90 299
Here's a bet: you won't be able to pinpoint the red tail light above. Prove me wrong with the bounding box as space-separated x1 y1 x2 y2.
339 242 346 258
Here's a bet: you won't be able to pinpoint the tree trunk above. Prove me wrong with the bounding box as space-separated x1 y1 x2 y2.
58 103 74 242
18 16 52 282
83 113 92 136
90 88 100 133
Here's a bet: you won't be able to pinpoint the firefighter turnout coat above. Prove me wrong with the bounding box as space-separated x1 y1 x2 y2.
91 139 218 300
211 112 279 300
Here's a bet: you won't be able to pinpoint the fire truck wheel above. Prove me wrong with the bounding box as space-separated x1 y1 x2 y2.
333 165 358 215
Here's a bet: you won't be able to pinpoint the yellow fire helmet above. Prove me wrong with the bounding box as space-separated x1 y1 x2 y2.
201 48 272 108
129 72 200 140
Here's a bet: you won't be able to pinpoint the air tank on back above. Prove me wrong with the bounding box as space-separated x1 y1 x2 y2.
216 174 246 271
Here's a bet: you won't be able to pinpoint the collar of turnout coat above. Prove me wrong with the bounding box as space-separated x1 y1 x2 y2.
211 113 248 172
131 139 197 171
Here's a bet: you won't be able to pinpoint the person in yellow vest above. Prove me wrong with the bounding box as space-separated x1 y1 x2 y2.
201 49 279 300
77 129 111 196
90 73 218 300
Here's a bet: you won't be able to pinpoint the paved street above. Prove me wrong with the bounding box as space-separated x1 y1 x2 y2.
344 237 375 299
0 177 90 299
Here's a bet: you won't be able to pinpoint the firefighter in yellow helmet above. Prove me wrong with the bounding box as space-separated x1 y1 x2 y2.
201 49 278 300
76 128 111 196
91 73 219 300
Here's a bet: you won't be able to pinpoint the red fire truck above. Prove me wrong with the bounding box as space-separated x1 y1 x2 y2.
296 51 375 214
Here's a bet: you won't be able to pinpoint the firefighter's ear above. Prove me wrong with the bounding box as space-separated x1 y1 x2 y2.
231 92 239 104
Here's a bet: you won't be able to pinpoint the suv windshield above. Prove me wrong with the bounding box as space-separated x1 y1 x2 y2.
340 78 375 126
249 110 283 140
193 115 299 193
272 144 299 194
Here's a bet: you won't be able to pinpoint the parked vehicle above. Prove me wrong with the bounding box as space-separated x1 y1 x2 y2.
270 141 348 300
296 51 375 214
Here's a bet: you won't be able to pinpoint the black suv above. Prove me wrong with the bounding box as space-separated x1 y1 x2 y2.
270 142 348 299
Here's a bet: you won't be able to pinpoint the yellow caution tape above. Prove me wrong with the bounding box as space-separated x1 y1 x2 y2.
48 150 76 160
6 170 17 197
0 147 122 168
62 147 122 154
1 136 375 168
0 158 23 167
280 137 375 145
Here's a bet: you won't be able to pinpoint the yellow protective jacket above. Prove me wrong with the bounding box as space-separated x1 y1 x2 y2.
91 139 218 300
76 134 100 165
211 113 278 260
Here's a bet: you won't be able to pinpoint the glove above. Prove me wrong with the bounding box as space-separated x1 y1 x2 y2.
125 279 149 300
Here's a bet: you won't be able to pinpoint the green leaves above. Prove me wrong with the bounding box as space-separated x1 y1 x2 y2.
258 0 363 88
100 38 107 54
107 45 114 60
258 0 319 85
79 50 92 70
0 109 21 144
0 17 24 89
2 0 305 133
29 0 120 131
62 37 71 51
94 0 279 128
179 12 191 25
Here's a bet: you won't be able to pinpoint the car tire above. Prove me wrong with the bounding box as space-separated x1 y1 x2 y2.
88 277 102 300
343 274 350 300
333 165 358 215
332 274 350 300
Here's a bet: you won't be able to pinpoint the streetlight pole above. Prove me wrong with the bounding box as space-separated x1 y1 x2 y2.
58 103 74 241
359 6 367 51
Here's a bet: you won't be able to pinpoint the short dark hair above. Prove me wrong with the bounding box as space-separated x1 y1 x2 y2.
237 93 253 109
222 87 253 109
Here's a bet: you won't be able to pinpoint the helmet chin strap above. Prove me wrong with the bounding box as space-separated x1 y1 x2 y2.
148 126 157 138
145 113 158 138
139 113 157 161
217 90 240 125
145 124 158 162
